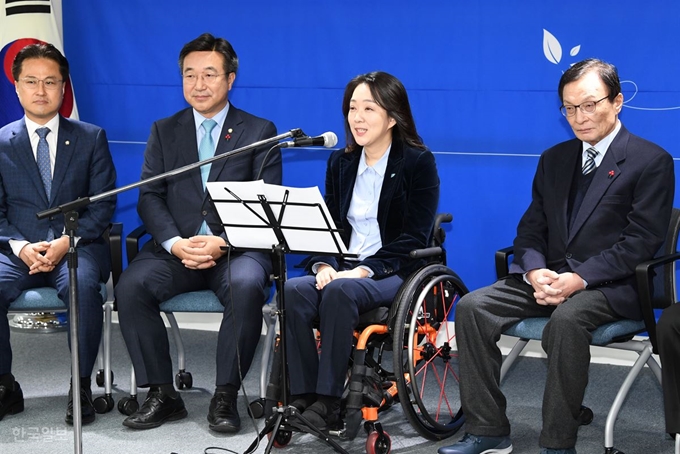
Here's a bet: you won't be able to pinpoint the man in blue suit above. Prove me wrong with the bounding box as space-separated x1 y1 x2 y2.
0 43 117 424
439 59 675 454
116 33 281 433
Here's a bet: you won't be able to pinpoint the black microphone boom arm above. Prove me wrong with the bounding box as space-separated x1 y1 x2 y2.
37 128 305 220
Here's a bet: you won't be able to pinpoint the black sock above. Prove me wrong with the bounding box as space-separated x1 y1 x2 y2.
80 377 91 391
215 383 238 400
0 373 15 389
151 383 177 398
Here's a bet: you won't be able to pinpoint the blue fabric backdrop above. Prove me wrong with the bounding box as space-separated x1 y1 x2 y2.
53 0 680 291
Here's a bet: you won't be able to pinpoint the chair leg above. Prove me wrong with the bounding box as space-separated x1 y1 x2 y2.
93 301 115 413
260 304 278 399
675 433 679 454
500 338 529 383
116 368 139 416
249 304 278 419
164 312 192 390
604 347 652 449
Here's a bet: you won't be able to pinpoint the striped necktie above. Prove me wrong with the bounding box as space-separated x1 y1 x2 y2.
582 147 598 175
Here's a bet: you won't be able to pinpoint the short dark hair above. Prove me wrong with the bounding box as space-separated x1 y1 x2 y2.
341 71 425 153
178 33 239 75
12 42 69 82
558 58 621 103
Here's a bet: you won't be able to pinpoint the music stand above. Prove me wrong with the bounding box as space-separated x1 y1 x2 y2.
206 181 354 454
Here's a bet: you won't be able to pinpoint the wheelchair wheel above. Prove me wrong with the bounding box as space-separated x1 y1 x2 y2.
391 264 467 441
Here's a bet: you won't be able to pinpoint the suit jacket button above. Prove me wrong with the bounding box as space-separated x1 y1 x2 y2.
566 252 572 259
202 210 208 216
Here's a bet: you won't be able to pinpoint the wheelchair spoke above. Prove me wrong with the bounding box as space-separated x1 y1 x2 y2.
393 265 467 441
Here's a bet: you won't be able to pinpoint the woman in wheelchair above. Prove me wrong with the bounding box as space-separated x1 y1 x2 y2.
284 71 440 431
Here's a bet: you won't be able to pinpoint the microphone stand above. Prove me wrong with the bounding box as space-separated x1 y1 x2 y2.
36 128 306 454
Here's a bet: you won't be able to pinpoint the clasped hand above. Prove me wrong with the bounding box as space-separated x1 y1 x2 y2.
171 235 227 270
527 269 585 306
19 236 69 274
315 264 369 290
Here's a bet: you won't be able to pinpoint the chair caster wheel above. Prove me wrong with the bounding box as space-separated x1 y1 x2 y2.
117 396 139 416
578 405 593 425
175 370 193 390
248 398 266 419
93 394 114 413
96 369 114 387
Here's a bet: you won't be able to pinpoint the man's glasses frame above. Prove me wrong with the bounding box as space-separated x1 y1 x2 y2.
560 96 609 117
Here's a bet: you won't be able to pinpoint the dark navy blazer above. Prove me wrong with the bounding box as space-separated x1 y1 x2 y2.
135 104 281 273
509 125 675 320
0 116 117 280
310 138 440 280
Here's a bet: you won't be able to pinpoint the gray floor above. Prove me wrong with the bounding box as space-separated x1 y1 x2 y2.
0 322 674 454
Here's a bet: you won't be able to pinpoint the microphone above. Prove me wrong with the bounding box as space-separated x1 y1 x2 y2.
280 131 338 148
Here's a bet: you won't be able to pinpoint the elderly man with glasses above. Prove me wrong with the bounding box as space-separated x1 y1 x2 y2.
439 58 675 454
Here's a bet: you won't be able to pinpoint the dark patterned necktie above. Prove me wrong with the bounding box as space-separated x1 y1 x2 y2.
36 127 54 241
582 147 598 175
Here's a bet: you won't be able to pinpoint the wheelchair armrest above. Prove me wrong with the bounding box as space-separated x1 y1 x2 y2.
126 224 150 263
434 213 453 232
409 246 443 259
108 222 123 287
495 246 514 279
636 250 680 354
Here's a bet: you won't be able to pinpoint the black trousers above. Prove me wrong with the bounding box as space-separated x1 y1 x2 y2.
116 251 269 388
285 274 403 398
455 276 621 450
658 303 680 434
0 252 104 378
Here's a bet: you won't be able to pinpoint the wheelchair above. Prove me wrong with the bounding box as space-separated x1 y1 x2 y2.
258 213 468 454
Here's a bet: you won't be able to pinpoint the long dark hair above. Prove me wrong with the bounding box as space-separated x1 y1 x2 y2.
342 71 425 153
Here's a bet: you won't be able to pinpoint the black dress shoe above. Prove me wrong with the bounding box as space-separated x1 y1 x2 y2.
123 389 187 430
0 381 24 420
207 392 240 433
65 386 95 425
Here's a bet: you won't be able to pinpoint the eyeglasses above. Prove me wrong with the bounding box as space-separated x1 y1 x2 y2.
182 72 226 85
560 96 609 117
18 77 63 91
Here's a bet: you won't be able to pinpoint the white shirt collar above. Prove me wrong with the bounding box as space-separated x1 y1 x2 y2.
582 119 622 157
25 114 60 138
193 103 229 133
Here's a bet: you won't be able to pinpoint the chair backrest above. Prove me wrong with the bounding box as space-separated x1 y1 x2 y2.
650 207 680 310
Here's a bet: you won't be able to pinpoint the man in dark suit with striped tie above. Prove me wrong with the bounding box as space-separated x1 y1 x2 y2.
440 58 675 454
0 43 117 425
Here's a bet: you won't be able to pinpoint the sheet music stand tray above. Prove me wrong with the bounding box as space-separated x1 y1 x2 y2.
207 181 354 454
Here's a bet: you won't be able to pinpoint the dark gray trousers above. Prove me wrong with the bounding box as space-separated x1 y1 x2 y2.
456 275 621 449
